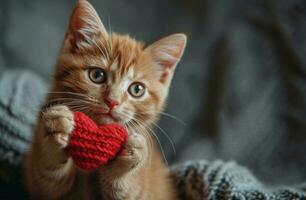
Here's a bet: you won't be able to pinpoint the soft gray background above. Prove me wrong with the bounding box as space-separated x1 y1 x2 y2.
0 0 306 186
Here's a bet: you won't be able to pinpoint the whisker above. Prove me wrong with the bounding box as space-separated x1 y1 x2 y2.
126 120 154 166
119 111 154 152
107 16 113 53
40 101 90 114
159 112 186 126
131 112 176 156
90 39 110 62
46 97 100 106
150 122 176 156
138 123 168 166
129 117 168 166
47 91 91 98
134 110 186 126
47 91 99 102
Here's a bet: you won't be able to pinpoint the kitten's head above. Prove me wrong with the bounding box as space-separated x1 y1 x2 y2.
52 0 186 127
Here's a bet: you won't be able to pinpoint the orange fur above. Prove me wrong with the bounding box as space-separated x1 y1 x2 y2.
25 0 186 199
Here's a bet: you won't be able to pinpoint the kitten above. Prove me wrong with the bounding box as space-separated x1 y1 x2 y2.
25 0 186 199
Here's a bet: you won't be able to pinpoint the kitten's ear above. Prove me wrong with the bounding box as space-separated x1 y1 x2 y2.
64 0 108 51
145 34 187 84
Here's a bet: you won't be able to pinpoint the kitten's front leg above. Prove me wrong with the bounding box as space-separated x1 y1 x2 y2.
99 132 149 200
25 105 76 199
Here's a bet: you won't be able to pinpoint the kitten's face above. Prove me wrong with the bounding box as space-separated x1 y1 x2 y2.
52 0 186 127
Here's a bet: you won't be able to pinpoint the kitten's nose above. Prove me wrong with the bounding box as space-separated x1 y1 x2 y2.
105 98 119 110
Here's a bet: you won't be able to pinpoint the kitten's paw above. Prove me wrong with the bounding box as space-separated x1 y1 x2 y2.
116 133 148 169
43 105 74 148
100 133 148 176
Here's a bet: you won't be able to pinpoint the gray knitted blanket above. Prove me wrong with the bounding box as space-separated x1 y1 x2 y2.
0 70 305 200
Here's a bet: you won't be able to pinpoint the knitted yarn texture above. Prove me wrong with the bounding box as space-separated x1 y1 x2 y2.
67 112 128 170
0 70 46 165
171 160 306 200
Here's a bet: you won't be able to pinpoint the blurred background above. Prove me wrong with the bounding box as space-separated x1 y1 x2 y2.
0 0 306 193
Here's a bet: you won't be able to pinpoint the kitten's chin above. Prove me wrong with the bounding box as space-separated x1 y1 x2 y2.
95 114 127 125
97 115 116 125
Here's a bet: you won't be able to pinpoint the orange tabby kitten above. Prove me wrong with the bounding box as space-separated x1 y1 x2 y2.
25 0 186 199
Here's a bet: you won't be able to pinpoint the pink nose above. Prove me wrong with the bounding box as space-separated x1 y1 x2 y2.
105 98 119 110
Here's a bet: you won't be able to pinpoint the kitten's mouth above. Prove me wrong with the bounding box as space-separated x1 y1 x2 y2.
93 112 122 125
104 113 116 120
100 113 116 123
91 108 127 125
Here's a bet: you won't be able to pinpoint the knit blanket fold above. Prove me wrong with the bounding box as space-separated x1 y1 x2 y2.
171 160 306 199
0 70 306 199
0 70 46 164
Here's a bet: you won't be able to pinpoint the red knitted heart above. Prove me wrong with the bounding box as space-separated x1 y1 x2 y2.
67 112 128 171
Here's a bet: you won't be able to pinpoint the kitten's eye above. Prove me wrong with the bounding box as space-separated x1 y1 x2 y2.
88 68 107 84
128 82 146 98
